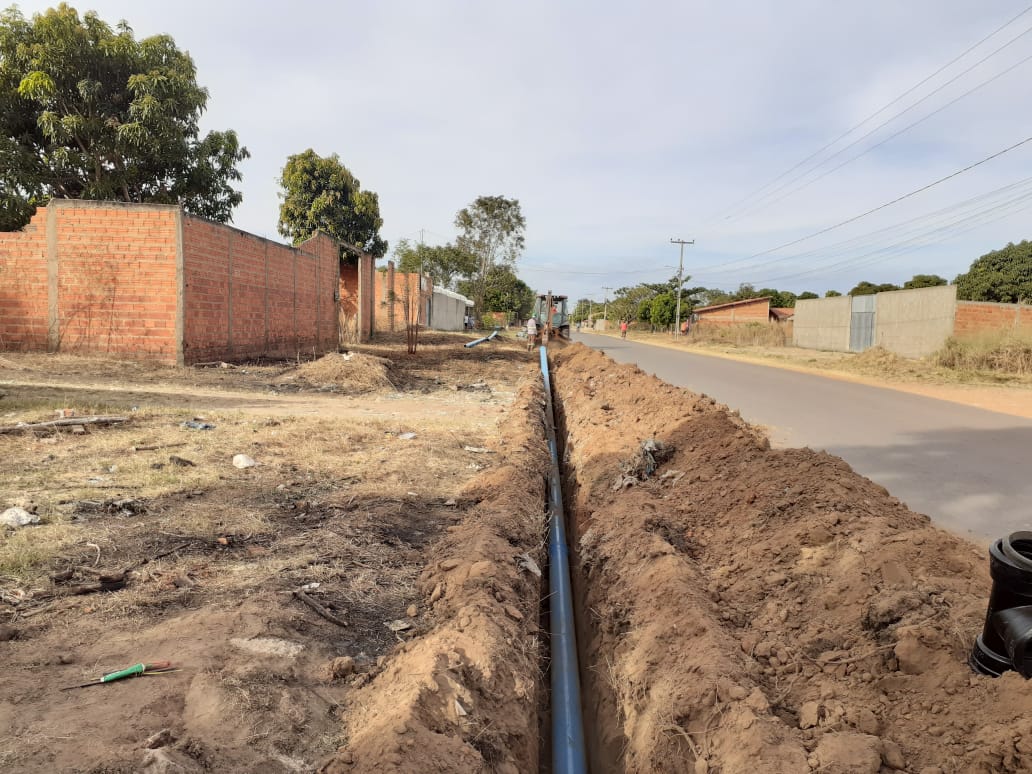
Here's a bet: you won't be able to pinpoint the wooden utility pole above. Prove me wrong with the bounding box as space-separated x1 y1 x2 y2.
670 238 694 336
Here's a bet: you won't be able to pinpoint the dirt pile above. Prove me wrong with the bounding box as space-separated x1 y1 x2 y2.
551 343 1032 774
288 352 396 393
319 376 550 773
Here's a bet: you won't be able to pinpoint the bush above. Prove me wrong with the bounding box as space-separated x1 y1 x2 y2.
934 330 1032 374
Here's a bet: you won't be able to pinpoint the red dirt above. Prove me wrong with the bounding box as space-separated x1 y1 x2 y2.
552 343 1032 774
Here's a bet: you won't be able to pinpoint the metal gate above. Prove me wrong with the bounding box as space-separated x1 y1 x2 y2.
849 295 876 352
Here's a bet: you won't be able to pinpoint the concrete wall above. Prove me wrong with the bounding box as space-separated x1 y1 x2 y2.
792 296 852 351
429 289 470 331
874 284 957 358
955 300 1032 337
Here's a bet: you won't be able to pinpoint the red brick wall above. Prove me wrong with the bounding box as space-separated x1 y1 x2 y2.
695 297 770 325
0 202 178 359
373 266 428 332
53 204 179 359
0 209 49 350
954 300 1032 337
181 217 340 362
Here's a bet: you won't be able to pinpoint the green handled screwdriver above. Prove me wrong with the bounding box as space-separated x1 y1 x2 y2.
61 661 177 690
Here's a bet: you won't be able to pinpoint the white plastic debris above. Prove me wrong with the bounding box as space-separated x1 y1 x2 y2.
232 454 257 469
398 432 417 440
0 507 38 528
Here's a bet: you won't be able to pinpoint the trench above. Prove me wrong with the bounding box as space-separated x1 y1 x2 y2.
540 347 628 774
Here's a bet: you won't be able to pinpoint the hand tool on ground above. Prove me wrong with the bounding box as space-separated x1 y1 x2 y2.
61 661 177 690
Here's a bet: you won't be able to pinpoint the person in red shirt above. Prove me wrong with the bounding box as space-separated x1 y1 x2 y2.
620 320 628 339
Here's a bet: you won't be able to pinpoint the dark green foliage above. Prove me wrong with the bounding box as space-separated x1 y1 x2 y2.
0 4 248 229
458 265 535 319
278 149 386 257
955 241 1032 303
797 291 819 300
394 239 476 289
848 281 901 296
903 274 948 289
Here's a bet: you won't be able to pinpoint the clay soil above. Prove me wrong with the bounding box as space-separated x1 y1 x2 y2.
552 343 1032 774
0 334 549 773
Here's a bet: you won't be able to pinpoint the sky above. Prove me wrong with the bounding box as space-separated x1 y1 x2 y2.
13 0 1032 301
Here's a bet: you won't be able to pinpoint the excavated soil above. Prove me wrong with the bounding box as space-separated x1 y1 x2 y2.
551 343 1032 774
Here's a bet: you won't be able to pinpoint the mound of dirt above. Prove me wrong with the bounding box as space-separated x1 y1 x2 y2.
320 376 550 773
290 352 395 393
552 343 1032 774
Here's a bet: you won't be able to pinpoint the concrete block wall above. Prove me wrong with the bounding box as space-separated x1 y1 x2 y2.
874 284 957 358
792 296 852 351
954 300 1032 336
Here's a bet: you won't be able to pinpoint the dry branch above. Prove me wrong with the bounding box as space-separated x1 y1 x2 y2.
293 588 348 627
0 416 128 435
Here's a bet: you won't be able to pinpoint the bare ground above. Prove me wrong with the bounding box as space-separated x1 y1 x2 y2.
0 334 546 774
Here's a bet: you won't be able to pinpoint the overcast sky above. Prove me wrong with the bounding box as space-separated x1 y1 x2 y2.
14 0 1032 299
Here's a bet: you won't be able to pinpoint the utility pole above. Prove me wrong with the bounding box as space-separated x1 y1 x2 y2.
602 286 613 322
670 238 694 336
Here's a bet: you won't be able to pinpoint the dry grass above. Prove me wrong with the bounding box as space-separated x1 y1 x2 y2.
683 322 790 347
935 329 1032 375
287 352 396 393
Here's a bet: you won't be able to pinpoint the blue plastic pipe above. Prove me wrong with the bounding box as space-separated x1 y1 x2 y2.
463 329 499 348
539 346 588 774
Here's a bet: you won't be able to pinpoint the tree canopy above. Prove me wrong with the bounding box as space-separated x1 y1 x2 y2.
825 290 843 297
458 264 535 321
454 195 525 314
0 4 248 230
955 241 1032 303
848 280 901 296
903 274 948 289
277 149 387 257
394 239 475 289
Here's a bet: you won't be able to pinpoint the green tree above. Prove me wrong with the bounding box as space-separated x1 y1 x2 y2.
570 298 598 323
0 4 248 230
757 288 798 308
955 241 1032 302
798 291 819 300
825 290 842 297
848 281 900 296
903 274 948 289
458 264 534 320
278 149 386 257
649 292 676 328
393 239 475 289
454 196 526 314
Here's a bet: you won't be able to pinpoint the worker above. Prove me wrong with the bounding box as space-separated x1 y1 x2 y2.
526 315 538 347
620 319 628 339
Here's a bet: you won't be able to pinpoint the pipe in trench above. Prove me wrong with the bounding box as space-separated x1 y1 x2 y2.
539 346 588 773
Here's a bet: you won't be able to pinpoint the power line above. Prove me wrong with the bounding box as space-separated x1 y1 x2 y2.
698 133 1032 272
733 41 1032 219
706 3 1032 225
693 174 1032 279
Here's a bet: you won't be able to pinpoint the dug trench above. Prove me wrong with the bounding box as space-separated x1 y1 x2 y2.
549 343 1032 774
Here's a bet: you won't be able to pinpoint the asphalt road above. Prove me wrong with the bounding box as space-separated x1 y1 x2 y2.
576 333 1032 541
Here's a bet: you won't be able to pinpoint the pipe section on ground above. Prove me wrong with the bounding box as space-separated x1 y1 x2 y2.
463 329 499 348
538 346 588 773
